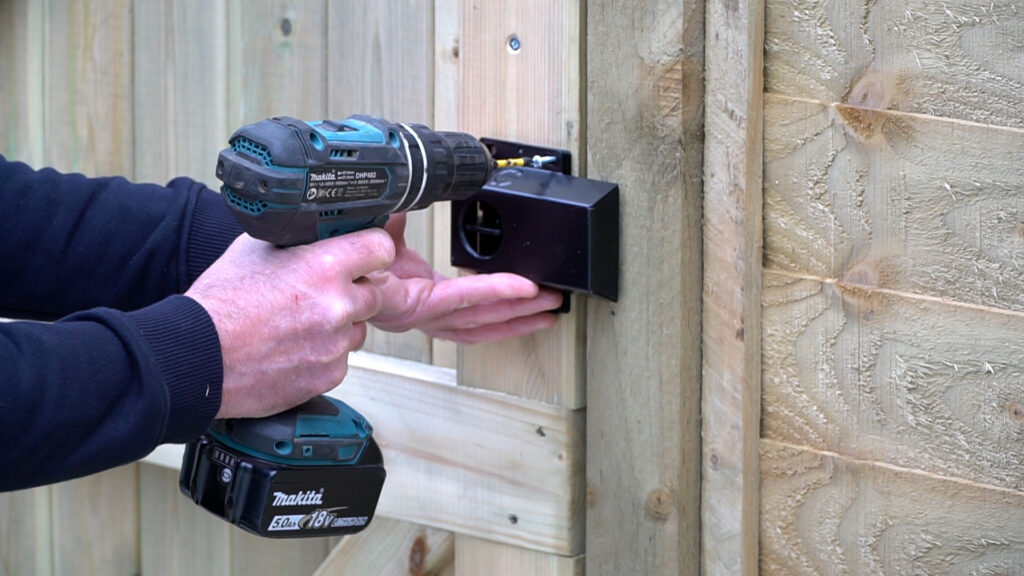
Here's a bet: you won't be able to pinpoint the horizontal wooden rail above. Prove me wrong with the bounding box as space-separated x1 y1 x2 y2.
144 351 584 556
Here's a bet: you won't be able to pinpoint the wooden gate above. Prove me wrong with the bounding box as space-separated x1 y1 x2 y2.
0 1 697 574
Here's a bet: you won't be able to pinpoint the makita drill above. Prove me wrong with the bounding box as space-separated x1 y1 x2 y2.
179 115 497 538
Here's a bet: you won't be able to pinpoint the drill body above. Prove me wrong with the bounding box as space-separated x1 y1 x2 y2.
216 115 493 245
180 115 495 538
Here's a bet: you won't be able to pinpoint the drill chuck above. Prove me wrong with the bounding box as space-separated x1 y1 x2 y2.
215 115 494 246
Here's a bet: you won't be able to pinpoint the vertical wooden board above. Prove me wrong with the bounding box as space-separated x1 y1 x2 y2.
762 270 1024 492
765 0 1024 129
0 0 45 164
51 465 139 576
585 1 704 575
139 464 230 576
454 535 582 576
430 0 461 369
764 94 1024 312
133 0 229 186
44 0 134 176
227 0 327 127
701 0 763 574
761 439 1024 574
42 5 139 572
454 0 586 408
0 487 52 576
326 0 435 363
313 517 453 576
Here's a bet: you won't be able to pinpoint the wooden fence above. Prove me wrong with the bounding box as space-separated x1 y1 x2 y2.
1 1 696 574
14 0 1016 574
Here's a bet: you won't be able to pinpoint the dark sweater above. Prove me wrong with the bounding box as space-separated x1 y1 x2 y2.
0 155 243 490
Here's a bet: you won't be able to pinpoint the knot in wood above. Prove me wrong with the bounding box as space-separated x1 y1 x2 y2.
1009 402 1024 424
837 70 900 142
408 535 428 576
645 487 673 522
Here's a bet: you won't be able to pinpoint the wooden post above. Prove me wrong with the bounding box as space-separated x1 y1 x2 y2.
701 0 764 574
585 1 704 574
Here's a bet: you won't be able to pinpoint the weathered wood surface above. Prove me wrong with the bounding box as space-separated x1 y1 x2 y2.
454 0 586 410
764 94 1024 311
0 487 51 576
763 270 1024 491
44 0 135 177
226 0 327 126
328 0 436 363
337 352 584 556
585 1 704 575
448 1 587 571
701 0 764 574
133 0 229 186
52 465 139 576
765 0 1024 129
761 1 1024 573
139 464 232 576
314 516 453 576
455 535 583 576
0 0 44 164
761 440 1024 575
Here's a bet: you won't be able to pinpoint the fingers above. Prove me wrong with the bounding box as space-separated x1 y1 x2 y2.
430 312 559 345
426 288 563 331
427 273 543 313
315 227 396 280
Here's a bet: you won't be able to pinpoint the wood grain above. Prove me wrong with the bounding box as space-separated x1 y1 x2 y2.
763 269 1024 492
338 352 584 556
454 0 586 409
585 1 704 575
327 0 435 363
430 0 461 369
227 0 327 126
51 466 139 576
139 464 231 576
0 487 52 576
761 439 1024 574
314 517 453 576
44 0 134 176
455 535 582 576
701 0 764 574
133 0 229 186
765 93 1024 312
0 0 44 164
765 0 1024 129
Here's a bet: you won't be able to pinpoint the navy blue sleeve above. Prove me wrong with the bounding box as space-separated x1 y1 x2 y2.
0 155 243 491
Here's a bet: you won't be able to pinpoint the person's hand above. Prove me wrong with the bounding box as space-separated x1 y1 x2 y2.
367 214 562 344
185 229 395 419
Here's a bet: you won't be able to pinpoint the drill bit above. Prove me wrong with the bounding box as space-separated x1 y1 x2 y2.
494 155 558 169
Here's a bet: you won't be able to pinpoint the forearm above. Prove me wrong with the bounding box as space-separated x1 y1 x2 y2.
0 296 222 491
0 156 241 319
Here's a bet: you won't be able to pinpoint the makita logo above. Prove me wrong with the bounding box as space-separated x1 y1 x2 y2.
310 171 336 182
272 489 324 507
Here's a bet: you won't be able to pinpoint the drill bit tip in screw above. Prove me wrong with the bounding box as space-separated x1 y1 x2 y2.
494 155 558 169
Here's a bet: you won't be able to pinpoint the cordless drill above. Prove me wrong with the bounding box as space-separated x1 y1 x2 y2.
179 115 497 538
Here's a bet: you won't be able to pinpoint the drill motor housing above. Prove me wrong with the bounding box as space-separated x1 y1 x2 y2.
217 115 493 246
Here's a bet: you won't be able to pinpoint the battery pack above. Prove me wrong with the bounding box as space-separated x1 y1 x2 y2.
179 396 386 538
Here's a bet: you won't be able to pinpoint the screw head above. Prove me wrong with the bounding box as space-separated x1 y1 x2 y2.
507 34 521 54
